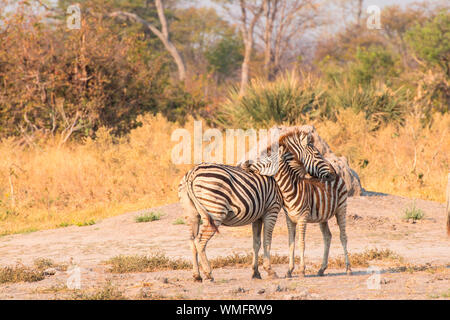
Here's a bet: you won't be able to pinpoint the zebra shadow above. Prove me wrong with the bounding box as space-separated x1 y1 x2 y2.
361 190 389 197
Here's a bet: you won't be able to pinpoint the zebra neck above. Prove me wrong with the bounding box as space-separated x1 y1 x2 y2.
274 161 303 193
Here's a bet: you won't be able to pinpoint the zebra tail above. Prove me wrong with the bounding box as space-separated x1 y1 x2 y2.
185 168 220 234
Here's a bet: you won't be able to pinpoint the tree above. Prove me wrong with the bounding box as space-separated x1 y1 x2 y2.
213 0 265 94
238 0 265 94
406 11 450 77
259 0 320 80
0 2 171 139
170 6 242 82
205 33 244 82
110 0 187 82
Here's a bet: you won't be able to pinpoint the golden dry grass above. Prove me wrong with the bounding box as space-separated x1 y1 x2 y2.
71 282 126 300
105 249 405 274
0 111 448 235
314 110 449 202
0 114 192 235
0 258 67 284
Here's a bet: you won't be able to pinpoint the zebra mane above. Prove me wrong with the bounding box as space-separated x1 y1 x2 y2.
239 127 313 178
282 152 308 178
278 127 314 145
255 127 313 158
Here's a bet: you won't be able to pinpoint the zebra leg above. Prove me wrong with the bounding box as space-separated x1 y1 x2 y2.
251 219 263 279
190 214 202 281
194 220 219 282
296 217 308 277
336 209 352 275
285 216 297 278
262 214 278 279
318 221 332 276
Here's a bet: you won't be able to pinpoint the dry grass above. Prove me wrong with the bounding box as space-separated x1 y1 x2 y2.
71 282 126 300
106 253 191 273
105 248 405 274
0 111 447 235
315 110 449 203
324 248 404 269
0 258 67 284
0 264 45 284
0 114 193 235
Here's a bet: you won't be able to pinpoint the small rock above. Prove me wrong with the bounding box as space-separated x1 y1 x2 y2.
284 290 309 300
232 287 248 294
257 289 265 294
349 214 363 221
275 285 287 292
43 268 57 276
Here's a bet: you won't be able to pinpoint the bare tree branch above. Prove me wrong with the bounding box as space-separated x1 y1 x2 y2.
110 2 186 82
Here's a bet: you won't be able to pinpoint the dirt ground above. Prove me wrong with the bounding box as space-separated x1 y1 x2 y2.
0 192 449 300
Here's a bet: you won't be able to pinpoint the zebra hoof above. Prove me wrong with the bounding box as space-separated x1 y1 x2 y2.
285 271 292 279
252 272 262 280
193 274 202 282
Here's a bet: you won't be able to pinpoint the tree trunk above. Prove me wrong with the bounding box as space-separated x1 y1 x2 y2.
110 0 186 82
240 42 252 95
238 0 264 95
263 0 278 81
154 0 186 82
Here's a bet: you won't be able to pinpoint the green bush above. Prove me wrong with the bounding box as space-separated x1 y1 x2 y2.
350 46 399 85
216 73 327 128
403 202 425 222
330 83 407 130
135 211 162 223
406 11 450 77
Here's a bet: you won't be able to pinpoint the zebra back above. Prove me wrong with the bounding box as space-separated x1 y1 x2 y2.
180 163 282 228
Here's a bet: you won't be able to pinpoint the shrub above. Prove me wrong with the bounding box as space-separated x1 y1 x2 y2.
216 72 327 128
0 264 45 284
0 4 204 139
135 211 162 223
173 217 186 225
406 11 450 77
403 202 425 222
106 253 191 273
330 82 406 130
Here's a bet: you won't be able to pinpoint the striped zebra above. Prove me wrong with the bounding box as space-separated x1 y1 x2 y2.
178 164 282 282
178 129 332 282
241 129 352 277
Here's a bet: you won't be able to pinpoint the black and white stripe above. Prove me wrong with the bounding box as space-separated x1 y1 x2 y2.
242 129 352 277
179 163 283 281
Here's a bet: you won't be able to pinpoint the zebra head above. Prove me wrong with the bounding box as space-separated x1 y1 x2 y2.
279 129 336 181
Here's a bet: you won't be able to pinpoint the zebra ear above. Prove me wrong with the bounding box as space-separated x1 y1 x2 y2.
299 131 313 147
308 132 314 144
240 160 257 173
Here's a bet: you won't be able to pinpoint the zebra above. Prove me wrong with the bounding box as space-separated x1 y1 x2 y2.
178 129 333 282
178 163 282 282
241 128 352 277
